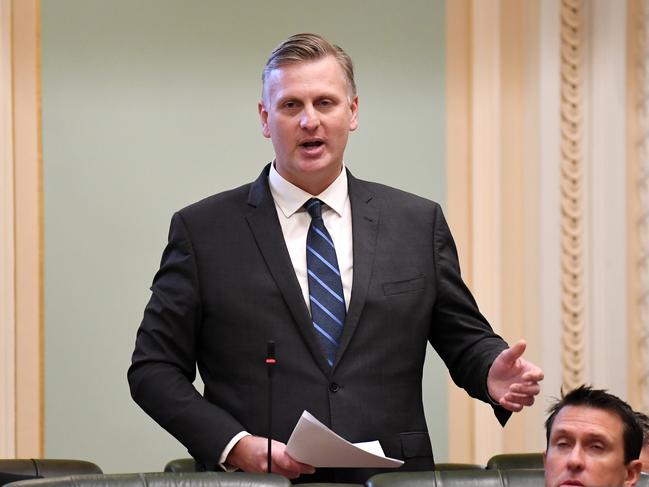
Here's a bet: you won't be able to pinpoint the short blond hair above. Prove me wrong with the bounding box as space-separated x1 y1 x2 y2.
261 33 356 101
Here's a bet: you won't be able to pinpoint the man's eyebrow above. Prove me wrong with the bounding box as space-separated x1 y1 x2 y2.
550 427 574 438
274 95 299 104
582 431 613 443
551 427 612 443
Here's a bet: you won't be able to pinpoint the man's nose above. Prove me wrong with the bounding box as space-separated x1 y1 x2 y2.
300 106 320 130
566 446 585 471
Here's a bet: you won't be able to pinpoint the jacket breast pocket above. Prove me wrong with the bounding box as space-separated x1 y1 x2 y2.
383 276 425 296
400 431 434 460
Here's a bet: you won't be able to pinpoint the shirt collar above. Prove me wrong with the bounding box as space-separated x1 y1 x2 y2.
268 162 348 218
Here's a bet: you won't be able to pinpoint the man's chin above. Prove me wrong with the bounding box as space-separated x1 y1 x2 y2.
296 156 339 173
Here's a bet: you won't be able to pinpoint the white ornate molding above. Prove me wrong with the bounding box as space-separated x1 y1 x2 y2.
559 0 628 397
634 0 649 411
560 0 586 391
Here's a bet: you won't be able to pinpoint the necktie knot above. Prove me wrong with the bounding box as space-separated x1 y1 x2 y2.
304 198 323 220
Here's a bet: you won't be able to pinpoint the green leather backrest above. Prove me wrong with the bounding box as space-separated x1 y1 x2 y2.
6 472 290 487
486 453 544 470
163 459 196 473
434 463 483 471
366 468 545 487
366 471 438 487
0 460 102 478
434 470 503 487
302 484 363 486
498 469 544 486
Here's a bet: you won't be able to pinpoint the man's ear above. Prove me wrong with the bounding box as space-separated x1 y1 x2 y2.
258 101 271 139
624 459 642 486
349 96 359 132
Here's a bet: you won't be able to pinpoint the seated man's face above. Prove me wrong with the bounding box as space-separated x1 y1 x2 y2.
544 405 642 487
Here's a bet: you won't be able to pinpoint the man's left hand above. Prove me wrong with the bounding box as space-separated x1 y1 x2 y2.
487 339 544 412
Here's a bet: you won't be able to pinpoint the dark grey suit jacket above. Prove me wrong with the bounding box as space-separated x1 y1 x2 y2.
128 164 509 483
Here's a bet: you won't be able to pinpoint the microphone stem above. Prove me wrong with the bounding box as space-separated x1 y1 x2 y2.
267 363 272 473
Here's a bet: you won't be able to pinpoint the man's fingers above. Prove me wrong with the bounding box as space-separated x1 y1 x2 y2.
283 462 315 475
509 382 541 396
498 339 527 367
499 398 524 412
503 391 536 407
500 393 535 411
267 457 312 478
270 466 307 479
272 443 315 477
228 436 315 479
521 369 544 382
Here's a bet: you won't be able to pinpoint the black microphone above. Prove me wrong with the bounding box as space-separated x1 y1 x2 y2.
266 341 276 473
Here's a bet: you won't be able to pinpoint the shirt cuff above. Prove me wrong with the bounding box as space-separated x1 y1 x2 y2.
218 431 251 471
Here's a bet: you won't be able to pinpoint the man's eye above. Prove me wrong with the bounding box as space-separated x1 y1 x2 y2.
318 99 333 107
283 101 298 109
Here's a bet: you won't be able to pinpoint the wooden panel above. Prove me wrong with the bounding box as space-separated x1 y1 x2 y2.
627 0 645 410
0 0 16 458
13 0 43 457
445 0 475 463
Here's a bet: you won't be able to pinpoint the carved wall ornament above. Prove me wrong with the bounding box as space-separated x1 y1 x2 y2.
636 0 649 411
560 0 585 391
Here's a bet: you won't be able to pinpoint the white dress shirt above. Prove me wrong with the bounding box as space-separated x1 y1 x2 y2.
218 162 354 469
268 162 353 311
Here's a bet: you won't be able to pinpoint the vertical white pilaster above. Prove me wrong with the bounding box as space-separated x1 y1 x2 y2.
587 0 628 397
471 0 504 462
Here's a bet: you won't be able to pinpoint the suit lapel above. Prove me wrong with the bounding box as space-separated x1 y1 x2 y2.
245 165 331 373
334 171 379 368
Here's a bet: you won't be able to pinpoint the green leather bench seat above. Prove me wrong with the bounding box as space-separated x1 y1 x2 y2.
163 459 196 473
0 460 102 478
6 473 290 487
366 469 545 487
434 464 483 470
486 453 543 470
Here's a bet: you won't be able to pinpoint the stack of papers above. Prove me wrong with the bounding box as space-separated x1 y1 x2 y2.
285 410 404 468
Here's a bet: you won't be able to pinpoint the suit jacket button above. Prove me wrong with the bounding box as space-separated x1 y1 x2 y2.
329 382 340 393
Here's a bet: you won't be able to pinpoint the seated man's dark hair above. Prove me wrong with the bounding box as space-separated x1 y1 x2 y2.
545 384 643 464
635 410 649 447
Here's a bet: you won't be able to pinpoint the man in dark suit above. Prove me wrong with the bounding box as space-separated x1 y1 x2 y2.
128 33 543 483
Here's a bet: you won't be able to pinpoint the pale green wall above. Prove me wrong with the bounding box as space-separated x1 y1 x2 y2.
41 0 447 473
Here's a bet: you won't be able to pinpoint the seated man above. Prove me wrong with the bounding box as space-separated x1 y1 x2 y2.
543 386 642 487
544 385 643 487
635 411 649 473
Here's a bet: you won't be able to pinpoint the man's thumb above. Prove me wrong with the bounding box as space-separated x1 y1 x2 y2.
501 339 526 366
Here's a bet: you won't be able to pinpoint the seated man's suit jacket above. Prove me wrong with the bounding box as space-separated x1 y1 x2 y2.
128 164 509 483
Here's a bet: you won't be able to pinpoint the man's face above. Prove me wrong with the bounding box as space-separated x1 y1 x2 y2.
544 405 642 487
259 55 358 195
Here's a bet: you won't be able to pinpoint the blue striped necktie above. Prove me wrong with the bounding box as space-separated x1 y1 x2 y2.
304 198 346 367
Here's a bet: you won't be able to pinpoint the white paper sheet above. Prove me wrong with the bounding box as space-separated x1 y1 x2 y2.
285 410 404 468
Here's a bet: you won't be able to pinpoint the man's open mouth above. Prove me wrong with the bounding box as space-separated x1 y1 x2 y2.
301 140 324 148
